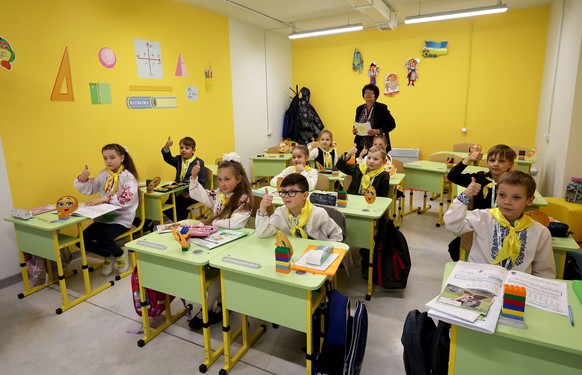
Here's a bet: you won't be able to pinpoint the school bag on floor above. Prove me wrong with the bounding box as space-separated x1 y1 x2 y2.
313 288 368 375
131 266 174 319
401 309 450 375
373 217 411 289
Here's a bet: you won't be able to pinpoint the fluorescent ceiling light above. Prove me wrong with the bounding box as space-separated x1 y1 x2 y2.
404 4 508 24
289 23 364 40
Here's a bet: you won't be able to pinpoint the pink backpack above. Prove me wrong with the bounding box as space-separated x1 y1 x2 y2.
131 266 174 319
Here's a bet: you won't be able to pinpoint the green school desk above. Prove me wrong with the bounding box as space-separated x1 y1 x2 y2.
552 235 581 279
141 181 188 223
441 262 582 375
249 153 293 187
402 160 451 227
252 187 392 299
209 234 348 375
4 212 115 314
124 223 252 372
431 151 537 173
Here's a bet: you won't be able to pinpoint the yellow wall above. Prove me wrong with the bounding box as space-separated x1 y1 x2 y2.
0 0 234 208
291 7 549 159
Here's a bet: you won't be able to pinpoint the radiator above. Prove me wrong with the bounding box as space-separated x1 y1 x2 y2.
389 148 419 163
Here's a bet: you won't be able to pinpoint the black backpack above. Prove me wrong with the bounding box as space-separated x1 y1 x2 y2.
401 310 450 375
373 218 411 289
313 289 368 375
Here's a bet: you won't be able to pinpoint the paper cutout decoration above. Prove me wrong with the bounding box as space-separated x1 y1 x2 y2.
186 86 198 101
204 65 213 93
89 83 112 104
470 144 482 153
175 53 188 76
384 73 399 96
51 47 74 101
368 62 379 85
0 36 16 71
527 147 537 158
276 231 294 257
146 176 161 193
279 140 291 153
364 185 377 204
171 227 190 251
135 39 163 78
126 96 177 109
98 47 116 68
352 49 363 73
385 154 396 175
56 195 78 220
422 41 448 58
404 58 420 87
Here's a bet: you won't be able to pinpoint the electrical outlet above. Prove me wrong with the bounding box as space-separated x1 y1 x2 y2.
461 127 467 134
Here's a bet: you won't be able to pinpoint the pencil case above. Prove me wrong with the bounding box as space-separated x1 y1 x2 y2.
548 222 571 237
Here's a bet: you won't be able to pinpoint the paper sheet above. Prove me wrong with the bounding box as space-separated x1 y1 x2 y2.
354 121 371 136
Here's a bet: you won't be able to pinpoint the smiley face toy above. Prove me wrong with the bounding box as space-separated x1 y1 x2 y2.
56 195 79 220
364 185 377 205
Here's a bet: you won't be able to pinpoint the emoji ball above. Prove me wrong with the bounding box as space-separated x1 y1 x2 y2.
364 185 377 204
56 195 79 220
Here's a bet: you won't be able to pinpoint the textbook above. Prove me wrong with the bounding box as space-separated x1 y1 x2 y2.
427 261 569 334
189 228 253 249
73 203 120 219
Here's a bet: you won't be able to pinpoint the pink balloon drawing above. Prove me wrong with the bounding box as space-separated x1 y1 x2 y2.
98 47 116 68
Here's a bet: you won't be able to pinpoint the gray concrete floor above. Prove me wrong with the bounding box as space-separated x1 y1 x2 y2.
0 193 453 374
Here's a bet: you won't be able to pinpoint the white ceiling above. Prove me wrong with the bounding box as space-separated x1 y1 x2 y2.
179 0 551 34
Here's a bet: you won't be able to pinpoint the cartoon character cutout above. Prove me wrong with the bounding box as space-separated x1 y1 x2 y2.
384 73 400 96
364 185 377 204
171 226 190 251
279 140 291 154
368 62 379 85
0 37 16 71
56 195 79 220
404 58 420 86
470 144 483 153
146 176 161 193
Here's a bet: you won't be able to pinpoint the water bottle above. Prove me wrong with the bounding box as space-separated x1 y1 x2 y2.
133 290 142 311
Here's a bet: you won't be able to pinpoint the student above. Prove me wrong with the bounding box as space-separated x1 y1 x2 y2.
446 144 517 260
270 144 318 191
74 144 139 276
187 152 252 329
308 130 338 169
161 136 206 221
444 171 555 278
256 174 342 241
356 134 388 164
336 144 390 197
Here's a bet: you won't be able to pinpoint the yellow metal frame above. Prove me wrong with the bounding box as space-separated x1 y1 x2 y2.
402 175 452 227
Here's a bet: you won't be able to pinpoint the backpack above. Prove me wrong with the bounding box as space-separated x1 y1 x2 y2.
314 288 368 375
372 217 411 289
401 310 450 375
131 266 174 319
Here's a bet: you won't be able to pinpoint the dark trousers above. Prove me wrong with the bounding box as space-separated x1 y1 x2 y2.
83 222 128 258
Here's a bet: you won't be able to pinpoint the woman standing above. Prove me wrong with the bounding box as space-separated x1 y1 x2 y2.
353 83 396 156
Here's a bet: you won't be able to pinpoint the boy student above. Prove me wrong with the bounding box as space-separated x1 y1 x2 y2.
444 171 555 278
446 144 516 260
161 136 206 221
256 174 342 241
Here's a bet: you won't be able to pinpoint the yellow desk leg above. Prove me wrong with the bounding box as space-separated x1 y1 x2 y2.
402 189 431 217
198 270 225 373
448 325 458 375
220 270 265 374
436 177 446 228
170 192 178 222
366 219 377 301
556 252 566 279
136 254 192 348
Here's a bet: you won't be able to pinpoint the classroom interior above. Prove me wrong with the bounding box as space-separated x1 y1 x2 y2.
1 0 582 374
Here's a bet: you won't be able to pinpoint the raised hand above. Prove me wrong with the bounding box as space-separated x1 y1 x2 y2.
190 160 201 179
463 177 481 198
164 136 173 149
359 146 368 159
466 150 483 164
259 188 273 213
79 164 90 182
348 143 358 157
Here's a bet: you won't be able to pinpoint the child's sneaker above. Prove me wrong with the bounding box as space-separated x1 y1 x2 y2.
116 249 129 274
102 256 114 276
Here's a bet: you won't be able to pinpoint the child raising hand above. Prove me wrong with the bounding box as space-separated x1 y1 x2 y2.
270 145 318 191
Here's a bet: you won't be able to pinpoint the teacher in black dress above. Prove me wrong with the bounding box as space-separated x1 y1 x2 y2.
352 83 396 155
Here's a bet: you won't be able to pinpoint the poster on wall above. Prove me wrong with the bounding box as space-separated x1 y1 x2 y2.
50 47 74 101
175 53 188 76
98 47 117 68
352 48 363 73
89 83 112 104
384 73 399 96
404 58 420 86
368 62 379 85
0 36 16 71
422 41 448 58
135 39 163 78
186 86 198 101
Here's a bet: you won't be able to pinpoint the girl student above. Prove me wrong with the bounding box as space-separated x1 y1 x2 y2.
270 144 319 191
187 152 253 329
74 144 139 276
308 130 338 169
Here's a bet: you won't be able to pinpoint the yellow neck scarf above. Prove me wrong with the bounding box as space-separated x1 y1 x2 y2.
104 165 124 195
482 177 494 198
218 191 229 208
288 199 313 239
180 156 196 180
358 163 384 192
489 208 535 266
294 164 312 173
323 149 332 168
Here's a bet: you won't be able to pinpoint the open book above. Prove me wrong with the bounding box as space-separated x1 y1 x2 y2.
73 203 120 219
427 261 569 334
189 228 253 249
